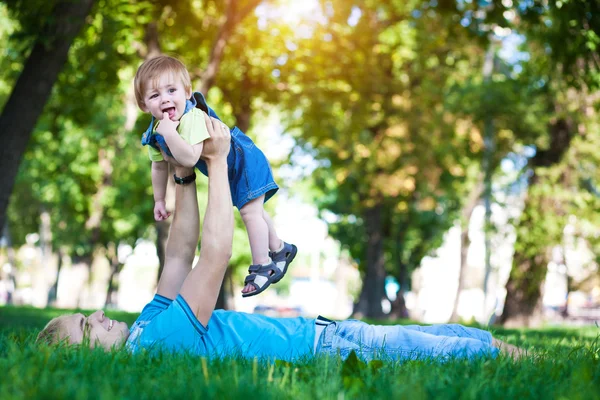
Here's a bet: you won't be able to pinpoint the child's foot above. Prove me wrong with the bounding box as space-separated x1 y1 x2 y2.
242 242 297 297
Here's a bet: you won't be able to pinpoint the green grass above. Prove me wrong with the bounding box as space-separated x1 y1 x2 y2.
1 306 600 399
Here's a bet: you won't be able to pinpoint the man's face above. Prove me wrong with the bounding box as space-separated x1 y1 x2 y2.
141 72 191 122
61 310 129 350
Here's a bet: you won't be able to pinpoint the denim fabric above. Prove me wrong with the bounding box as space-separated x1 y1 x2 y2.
140 92 278 209
315 320 498 362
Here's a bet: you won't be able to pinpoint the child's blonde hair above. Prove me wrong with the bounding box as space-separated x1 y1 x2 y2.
134 55 192 110
36 315 70 346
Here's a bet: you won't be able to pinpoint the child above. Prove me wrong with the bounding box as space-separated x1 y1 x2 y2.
134 55 297 297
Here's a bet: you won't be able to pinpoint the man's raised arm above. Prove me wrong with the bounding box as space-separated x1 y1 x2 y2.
179 114 233 326
155 166 199 300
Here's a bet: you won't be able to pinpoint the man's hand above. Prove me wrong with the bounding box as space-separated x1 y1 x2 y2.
201 113 231 161
156 112 180 137
154 200 171 221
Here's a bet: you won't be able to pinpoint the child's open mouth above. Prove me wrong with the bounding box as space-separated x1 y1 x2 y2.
162 107 176 119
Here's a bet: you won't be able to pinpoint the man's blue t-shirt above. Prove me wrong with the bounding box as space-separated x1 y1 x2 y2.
126 294 316 361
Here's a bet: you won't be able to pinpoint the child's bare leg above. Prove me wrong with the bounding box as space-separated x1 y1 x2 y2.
240 198 297 296
262 209 283 252
239 196 270 266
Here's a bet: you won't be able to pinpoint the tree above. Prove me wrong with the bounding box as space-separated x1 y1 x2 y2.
496 0 600 326
6 0 155 306
0 0 95 233
278 0 487 318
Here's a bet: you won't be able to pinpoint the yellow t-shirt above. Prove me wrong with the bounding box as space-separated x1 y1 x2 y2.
148 108 210 162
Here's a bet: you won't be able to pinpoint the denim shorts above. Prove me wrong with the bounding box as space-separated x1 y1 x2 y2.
314 319 498 362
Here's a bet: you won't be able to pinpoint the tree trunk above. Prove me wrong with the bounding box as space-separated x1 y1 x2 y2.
70 253 93 308
215 265 234 310
1 223 17 305
198 0 262 95
389 261 409 319
0 0 95 232
353 204 386 319
481 41 496 317
47 249 63 306
449 179 484 322
499 117 574 327
234 97 252 133
498 215 549 327
105 243 122 308
388 219 409 319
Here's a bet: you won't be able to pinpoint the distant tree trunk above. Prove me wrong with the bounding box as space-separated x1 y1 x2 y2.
231 61 253 132
105 243 123 308
234 94 251 133
39 209 53 261
353 204 386 319
499 117 574 327
71 253 94 308
144 22 161 59
0 0 95 232
389 261 409 319
47 249 63 306
389 219 409 319
215 265 234 310
450 179 484 322
198 0 262 95
498 204 549 328
1 223 17 305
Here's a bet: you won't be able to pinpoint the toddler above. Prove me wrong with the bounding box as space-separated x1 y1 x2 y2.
134 55 297 297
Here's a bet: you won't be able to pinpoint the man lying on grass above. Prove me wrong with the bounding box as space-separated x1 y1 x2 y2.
36 112 524 361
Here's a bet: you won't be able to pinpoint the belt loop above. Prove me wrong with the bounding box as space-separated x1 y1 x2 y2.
322 323 336 347
315 315 335 351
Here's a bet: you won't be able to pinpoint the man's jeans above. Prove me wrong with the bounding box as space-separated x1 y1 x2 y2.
315 319 499 361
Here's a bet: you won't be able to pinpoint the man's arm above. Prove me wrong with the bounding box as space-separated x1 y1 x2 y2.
155 166 199 300
179 114 233 326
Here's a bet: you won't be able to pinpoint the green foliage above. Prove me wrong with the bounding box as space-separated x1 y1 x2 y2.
1 0 600 315
6 0 155 253
277 1 488 281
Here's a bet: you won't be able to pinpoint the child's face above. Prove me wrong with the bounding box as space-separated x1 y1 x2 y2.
141 72 191 121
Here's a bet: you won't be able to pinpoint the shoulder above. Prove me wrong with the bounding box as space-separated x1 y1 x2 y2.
126 294 173 352
180 108 205 123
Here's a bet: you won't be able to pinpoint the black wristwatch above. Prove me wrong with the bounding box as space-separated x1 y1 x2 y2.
173 172 197 185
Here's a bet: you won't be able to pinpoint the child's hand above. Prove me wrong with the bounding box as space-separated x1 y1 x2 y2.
154 200 171 221
156 112 180 137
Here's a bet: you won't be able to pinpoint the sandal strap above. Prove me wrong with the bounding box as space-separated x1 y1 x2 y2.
244 272 269 289
248 263 281 275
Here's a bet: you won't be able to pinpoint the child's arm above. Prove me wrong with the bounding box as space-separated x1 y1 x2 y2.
152 160 171 221
156 112 204 168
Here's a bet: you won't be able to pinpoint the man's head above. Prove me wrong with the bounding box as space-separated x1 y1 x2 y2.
36 310 130 350
134 55 192 122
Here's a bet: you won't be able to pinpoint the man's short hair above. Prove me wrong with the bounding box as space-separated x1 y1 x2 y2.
36 316 68 346
134 55 192 109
